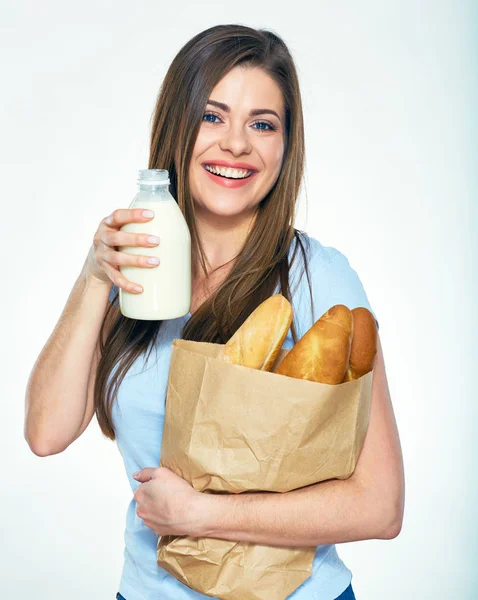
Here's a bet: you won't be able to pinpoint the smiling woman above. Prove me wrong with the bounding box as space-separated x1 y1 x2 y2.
99 23 402 600
26 22 403 600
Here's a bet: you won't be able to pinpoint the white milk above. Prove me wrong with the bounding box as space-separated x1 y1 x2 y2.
118 169 191 320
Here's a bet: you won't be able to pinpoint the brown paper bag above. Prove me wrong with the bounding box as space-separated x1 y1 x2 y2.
157 339 373 600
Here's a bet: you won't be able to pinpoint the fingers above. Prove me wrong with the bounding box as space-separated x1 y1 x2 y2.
101 229 160 253
97 209 159 294
105 208 154 227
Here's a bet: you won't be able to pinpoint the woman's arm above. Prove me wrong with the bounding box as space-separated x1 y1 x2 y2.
196 333 405 547
24 271 113 456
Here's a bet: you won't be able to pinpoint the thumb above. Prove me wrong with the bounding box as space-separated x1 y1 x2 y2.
132 468 155 482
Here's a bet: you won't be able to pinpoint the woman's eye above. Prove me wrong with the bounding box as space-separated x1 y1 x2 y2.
202 113 221 123
252 121 275 132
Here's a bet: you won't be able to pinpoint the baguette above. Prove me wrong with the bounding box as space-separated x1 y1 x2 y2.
342 307 377 382
273 305 353 384
216 294 293 371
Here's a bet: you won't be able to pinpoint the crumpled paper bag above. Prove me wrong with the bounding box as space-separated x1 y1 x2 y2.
157 339 373 600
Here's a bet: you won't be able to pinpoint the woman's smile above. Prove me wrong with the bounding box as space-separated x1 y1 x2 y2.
201 164 259 189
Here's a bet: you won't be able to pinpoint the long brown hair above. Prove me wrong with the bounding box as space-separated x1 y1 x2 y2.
95 24 316 441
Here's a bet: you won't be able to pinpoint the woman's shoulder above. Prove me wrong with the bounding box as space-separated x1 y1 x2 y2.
292 231 379 332
291 231 342 274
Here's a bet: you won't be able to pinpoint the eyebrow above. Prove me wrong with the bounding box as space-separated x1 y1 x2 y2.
207 99 281 121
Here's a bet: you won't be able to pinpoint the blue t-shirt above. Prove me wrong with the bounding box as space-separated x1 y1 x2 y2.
108 233 378 600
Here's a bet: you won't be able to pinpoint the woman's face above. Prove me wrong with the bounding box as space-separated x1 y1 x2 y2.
189 65 286 221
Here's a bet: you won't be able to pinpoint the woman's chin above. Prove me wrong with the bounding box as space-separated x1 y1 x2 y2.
195 200 253 219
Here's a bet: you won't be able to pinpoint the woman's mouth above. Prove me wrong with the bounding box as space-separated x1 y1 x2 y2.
202 164 257 188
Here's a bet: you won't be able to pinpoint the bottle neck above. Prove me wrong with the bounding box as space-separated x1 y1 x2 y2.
138 183 170 196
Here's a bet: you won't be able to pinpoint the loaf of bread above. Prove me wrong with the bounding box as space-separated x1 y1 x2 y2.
216 294 293 371
341 307 377 382
216 295 377 385
273 305 354 384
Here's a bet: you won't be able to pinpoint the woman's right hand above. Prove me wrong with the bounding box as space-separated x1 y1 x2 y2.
82 209 160 293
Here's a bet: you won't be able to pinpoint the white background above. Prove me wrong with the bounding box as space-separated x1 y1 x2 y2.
2 1 476 598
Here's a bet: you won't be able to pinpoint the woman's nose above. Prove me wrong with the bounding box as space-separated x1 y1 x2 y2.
218 124 252 156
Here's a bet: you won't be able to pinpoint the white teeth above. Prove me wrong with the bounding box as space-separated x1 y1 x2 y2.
205 165 252 179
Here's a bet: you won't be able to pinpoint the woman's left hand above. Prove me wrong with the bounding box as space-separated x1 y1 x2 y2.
133 467 208 537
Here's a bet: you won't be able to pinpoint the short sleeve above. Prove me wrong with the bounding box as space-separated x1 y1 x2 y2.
108 284 119 305
306 248 379 333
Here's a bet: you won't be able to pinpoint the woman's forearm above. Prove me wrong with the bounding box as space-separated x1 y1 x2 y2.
198 477 397 547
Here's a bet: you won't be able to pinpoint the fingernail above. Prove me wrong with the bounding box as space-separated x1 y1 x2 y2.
132 471 140 478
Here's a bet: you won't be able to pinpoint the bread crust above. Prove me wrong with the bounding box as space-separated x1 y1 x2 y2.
216 294 293 371
273 305 353 384
342 307 377 382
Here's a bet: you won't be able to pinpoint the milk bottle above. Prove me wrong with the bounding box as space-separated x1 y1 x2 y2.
118 169 191 320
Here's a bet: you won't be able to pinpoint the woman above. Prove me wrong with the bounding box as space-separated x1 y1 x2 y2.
26 24 404 600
